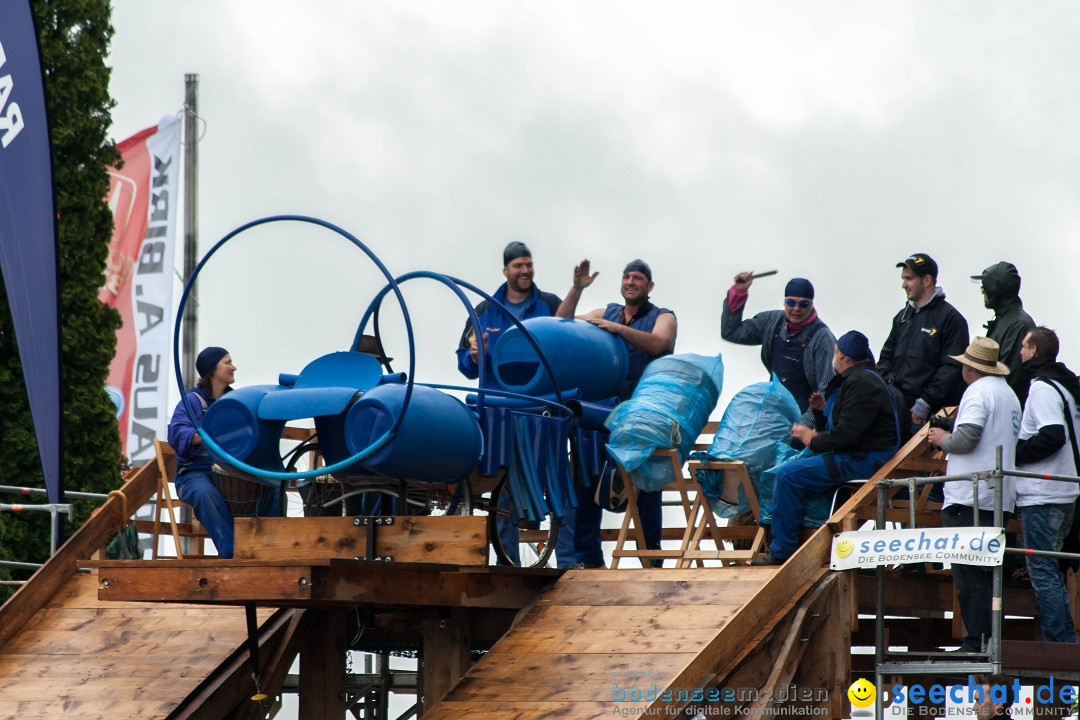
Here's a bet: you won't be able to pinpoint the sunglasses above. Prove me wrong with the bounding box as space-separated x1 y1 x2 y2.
784 298 812 309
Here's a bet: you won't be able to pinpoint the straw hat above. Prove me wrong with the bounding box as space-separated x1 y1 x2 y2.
950 336 1009 376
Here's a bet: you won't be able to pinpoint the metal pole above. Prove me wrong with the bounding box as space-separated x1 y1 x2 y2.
874 483 886 720
181 74 200 555
182 74 199 388
991 446 1003 672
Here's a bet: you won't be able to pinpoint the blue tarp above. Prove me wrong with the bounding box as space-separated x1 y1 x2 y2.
606 354 724 491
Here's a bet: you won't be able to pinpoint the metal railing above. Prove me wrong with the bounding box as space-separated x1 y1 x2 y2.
871 445 1080 719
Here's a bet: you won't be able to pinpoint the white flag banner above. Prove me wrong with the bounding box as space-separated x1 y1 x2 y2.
830 526 1005 570
101 115 182 466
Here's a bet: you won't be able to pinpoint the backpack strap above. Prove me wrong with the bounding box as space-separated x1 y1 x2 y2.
863 368 903 451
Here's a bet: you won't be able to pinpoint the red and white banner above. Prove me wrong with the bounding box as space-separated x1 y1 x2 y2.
101 115 181 465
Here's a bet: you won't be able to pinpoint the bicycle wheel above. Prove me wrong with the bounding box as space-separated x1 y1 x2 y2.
487 476 558 567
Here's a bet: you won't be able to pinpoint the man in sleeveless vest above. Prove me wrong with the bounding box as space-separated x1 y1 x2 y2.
721 273 836 425
557 258 677 567
753 331 902 565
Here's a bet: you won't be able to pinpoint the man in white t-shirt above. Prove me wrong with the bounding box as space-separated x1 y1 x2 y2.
927 336 1020 653
1015 327 1080 642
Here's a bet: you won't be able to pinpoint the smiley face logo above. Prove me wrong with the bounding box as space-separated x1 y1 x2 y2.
835 539 855 558
848 679 876 709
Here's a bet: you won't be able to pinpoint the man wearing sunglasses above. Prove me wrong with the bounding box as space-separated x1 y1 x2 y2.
721 272 836 424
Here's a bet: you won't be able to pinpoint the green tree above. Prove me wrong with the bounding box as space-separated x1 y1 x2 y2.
0 0 122 593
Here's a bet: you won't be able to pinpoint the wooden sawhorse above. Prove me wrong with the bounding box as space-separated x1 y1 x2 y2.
610 449 765 568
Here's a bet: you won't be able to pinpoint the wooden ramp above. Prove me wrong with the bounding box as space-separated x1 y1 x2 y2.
0 460 301 720
424 532 843 719
0 572 283 719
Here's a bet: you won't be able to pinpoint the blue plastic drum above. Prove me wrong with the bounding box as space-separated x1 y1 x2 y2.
491 317 628 401
201 385 287 477
323 384 483 482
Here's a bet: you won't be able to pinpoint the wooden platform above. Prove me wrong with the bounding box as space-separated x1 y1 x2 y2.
0 572 276 719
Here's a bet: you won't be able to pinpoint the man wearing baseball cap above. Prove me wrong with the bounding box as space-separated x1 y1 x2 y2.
878 253 970 427
456 241 561 386
754 330 903 565
927 337 1019 653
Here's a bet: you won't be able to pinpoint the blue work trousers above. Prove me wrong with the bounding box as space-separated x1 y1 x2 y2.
573 478 661 566
1020 503 1077 642
175 469 235 559
770 448 893 560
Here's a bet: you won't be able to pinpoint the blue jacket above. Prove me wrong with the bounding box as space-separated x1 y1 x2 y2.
167 387 217 471
456 283 561 387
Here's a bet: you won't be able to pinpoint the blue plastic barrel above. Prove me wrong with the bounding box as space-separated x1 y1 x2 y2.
491 317 628 401
320 384 483 482
202 385 287 476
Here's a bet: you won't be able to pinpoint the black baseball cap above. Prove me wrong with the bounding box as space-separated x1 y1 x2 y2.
897 253 938 279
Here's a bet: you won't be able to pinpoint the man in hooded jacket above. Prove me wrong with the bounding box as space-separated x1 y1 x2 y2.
972 261 1035 405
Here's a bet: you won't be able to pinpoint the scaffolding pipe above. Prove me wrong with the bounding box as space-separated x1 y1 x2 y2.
0 485 108 501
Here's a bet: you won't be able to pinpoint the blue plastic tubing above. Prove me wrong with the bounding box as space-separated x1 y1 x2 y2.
492 317 629 402
172 215 416 481
355 271 567 412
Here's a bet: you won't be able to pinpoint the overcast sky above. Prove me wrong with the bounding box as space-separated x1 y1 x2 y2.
108 1 1080 418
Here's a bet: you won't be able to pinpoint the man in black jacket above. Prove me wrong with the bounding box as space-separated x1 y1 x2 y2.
878 253 970 428
754 331 901 564
971 261 1035 405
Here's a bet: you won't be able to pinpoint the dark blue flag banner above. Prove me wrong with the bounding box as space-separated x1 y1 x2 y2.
0 2 62 504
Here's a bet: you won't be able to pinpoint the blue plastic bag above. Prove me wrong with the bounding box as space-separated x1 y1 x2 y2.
605 354 724 491
698 376 801 513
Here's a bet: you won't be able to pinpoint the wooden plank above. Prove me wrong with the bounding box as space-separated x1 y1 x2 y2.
233 515 487 565
560 568 772 583
0 654 219 679
0 701 178 718
512 604 743 632
97 565 313 603
426 701 659 720
3 629 254 656
492 626 720 654
449 653 696 702
537 577 773 606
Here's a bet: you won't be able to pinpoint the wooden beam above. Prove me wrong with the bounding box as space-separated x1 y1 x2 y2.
299 609 347 719
96 560 560 610
233 515 487 565
420 608 472 716
167 608 299 720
